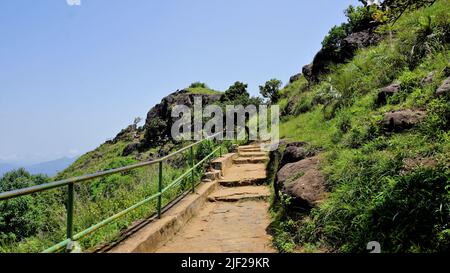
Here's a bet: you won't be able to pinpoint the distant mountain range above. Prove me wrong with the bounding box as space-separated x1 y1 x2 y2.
0 157 78 177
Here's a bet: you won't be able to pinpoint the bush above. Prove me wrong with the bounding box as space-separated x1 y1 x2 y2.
420 97 450 138
0 170 64 245
189 82 208 89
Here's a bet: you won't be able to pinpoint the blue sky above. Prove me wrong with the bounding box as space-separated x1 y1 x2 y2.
0 0 359 164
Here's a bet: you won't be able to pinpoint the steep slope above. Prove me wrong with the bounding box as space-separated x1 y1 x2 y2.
271 0 450 253
57 86 223 179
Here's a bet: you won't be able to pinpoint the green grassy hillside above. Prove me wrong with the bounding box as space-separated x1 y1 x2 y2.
272 0 450 253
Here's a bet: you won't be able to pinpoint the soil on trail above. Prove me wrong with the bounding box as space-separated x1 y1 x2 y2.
155 145 275 253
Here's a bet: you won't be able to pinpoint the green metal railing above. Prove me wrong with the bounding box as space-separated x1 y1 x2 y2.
0 132 225 253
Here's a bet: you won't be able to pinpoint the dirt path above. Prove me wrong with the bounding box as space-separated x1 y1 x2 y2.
155 145 275 253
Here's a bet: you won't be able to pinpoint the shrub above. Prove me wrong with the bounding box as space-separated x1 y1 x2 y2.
0 170 64 245
189 82 208 89
337 113 352 133
259 79 282 104
420 97 450 138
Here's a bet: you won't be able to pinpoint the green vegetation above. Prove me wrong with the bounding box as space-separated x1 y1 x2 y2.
187 82 221 95
272 0 450 253
1 0 449 254
0 138 227 252
259 79 282 104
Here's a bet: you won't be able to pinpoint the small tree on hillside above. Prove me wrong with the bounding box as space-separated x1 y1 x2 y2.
189 82 208 89
221 81 250 103
259 79 282 104
133 117 142 127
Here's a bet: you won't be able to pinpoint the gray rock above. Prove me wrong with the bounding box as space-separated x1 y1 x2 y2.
302 29 381 84
122 142 141 156
141 90 223 149
289 73 302 84
342 30 382 52
275 156 326 209
436 76 450 96
302 64 314 83
421 72 435 86
279 142 314 168
377 83 401 105
382 109 426 131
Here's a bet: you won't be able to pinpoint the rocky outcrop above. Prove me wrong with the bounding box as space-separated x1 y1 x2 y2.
275 156 326 209
421 72 435 86
342 30 381 54
302 29 381 83
377 83 401 105
140 90 222 149
302 64 314 83
381 109 426 132
107 124 142 145
279 142 315 169
122 142 142 156
436 76 450 96
289 73 302 84
400 157 438 176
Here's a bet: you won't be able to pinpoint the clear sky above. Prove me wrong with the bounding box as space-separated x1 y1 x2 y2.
0 0 359 164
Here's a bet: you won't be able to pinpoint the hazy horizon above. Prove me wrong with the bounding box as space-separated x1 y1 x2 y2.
0 0 359 165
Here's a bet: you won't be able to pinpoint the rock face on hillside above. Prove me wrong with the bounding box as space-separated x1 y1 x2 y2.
436 76 450 96
140 90 222 149
289 73 302 84
117 89 222 156
275 156 326 209
377 83 401 105
302 29 381 83
279 142 316 169
108 124 142 145
382 109 426 132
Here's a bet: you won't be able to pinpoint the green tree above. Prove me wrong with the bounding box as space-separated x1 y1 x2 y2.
221 81 250 103
368 0 437 24
189 82 208 89
0 169 63 243
259 79 282 104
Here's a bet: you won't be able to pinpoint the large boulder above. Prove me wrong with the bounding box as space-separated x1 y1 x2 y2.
342 30 381 54
275 156 326 209
279 142 315 169
421 72 435 86
377 83 401 105
303 29 381 84
122 142 142 156
436 76 450 96
382 109 426 131
302 64 314 83
289 73 302 84
141 90 222 149
108 124 141 144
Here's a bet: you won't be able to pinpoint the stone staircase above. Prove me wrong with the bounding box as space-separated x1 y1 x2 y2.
204 144 271 202
153 144 274 253
110 143 274 253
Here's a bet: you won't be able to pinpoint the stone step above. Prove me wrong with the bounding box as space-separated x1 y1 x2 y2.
211 153 237 177
202 170 222 182
208 186 270 202
219 178 266 187
238 147 261 153
233 157 269 164
218 163 267 187
239 145 261 149
238 152 267 158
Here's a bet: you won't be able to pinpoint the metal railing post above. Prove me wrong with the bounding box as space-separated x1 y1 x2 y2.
190 146 195 193
67 182 74 241
157 161 163 219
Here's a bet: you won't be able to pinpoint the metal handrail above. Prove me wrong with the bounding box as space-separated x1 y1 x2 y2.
0 131 225 253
